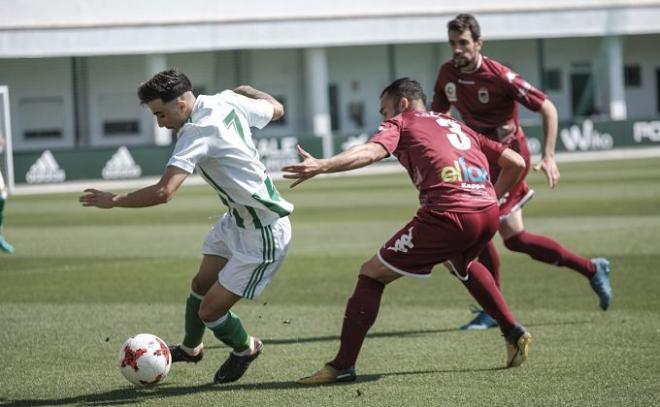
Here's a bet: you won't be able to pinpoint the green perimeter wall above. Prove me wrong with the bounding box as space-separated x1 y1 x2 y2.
13 117 660 185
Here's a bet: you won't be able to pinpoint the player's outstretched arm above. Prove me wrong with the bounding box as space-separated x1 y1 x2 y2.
281 143 388 188
534 99 560 188
233 85 284 121
494 148 526 199
79 166 189 209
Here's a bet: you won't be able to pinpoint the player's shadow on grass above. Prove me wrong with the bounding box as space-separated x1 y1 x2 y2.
3 321 589 406
2 366 504 406
208 327 461 349
206 318 592 349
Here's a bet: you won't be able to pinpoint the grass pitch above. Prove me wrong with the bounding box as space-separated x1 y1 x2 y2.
1 157 659 406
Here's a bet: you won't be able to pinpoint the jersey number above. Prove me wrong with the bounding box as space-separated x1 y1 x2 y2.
436 117 471 150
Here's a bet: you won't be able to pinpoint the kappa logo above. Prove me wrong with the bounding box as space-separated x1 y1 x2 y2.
387 227 415 253
102 146 142 179
26 150 66 184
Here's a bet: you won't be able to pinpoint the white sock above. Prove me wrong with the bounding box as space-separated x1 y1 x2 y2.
180 343 204 356
232 336 255 356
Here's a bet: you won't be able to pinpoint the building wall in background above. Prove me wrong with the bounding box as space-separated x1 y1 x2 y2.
2 34 660 151
624 34 660 117
327 45 390 135
0 58 74 151
3 1 660 57
480 39 541 122
248 48 304 137
86 55 154 147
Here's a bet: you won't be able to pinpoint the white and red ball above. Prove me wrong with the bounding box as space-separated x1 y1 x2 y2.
118 333 171 387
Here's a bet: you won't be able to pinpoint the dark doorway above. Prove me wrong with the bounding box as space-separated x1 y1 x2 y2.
570 72 596 117
328 83 340 131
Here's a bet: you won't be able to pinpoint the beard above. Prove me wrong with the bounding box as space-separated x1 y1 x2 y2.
452 54 472 69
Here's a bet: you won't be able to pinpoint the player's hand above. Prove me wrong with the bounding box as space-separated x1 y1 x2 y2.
533 156 560 188
281 145 325 188
79 188 116 209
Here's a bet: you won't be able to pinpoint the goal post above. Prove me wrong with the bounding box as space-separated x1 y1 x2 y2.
0 86 14 194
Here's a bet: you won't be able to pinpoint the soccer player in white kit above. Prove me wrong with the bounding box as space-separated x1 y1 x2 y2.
0 132 14 253
80 70 293 384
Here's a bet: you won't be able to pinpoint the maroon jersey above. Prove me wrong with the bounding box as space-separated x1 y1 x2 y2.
432 56 546 141
369 110 506 212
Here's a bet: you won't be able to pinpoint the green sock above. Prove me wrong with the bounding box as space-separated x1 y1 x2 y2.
208 311 251 352
182 293 206 349
0 198 5 232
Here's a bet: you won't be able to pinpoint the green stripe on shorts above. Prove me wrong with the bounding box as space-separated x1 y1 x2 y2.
243 225 274 299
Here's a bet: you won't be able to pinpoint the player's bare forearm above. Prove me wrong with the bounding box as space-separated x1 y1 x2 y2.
322 143 388 174
539 99 558 158
79 185 169 209
534 99 561 187
116 185 173 207
494 148 526 198
282 143 388 188
79 166 188 208
233 85 284 120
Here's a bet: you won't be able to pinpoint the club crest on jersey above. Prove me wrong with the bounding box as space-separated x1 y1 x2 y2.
445 82 458 102
478 87 489 104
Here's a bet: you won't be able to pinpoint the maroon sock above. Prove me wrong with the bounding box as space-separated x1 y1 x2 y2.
463 261 517 337
329 275 385 370
478 240 501 287
504 231 595 278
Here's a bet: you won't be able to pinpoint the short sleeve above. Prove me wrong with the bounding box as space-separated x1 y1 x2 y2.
221 90 274 129
432 65 452 113
501 69 546 112
166 127 208 173
368 116 402 154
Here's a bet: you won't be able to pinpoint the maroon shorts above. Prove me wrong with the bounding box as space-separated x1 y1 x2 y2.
489 130 534 219
378 205 499 279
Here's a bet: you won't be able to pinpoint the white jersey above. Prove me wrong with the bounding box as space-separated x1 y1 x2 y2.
167 90 293 228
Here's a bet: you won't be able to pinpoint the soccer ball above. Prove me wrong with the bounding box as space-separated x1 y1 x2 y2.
118 333 171 387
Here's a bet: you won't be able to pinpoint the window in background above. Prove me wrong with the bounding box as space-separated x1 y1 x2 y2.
624 65 642 87
542 68 562 91
98 93 141 137
20 97 64 139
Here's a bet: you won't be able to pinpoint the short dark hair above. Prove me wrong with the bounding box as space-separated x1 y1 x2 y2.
380 77 427 106
137 69 192 104
447 13 481 41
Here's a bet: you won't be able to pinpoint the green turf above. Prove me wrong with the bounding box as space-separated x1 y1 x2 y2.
1 157 659 406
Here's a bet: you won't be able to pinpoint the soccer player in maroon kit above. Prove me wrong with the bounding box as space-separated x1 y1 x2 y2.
283 78 531 385
432 14 612 330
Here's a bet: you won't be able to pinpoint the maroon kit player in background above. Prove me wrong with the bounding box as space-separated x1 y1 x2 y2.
432 14 612 330
283 78 530 385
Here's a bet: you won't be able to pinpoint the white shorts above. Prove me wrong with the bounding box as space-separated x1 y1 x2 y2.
202 213 291 299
